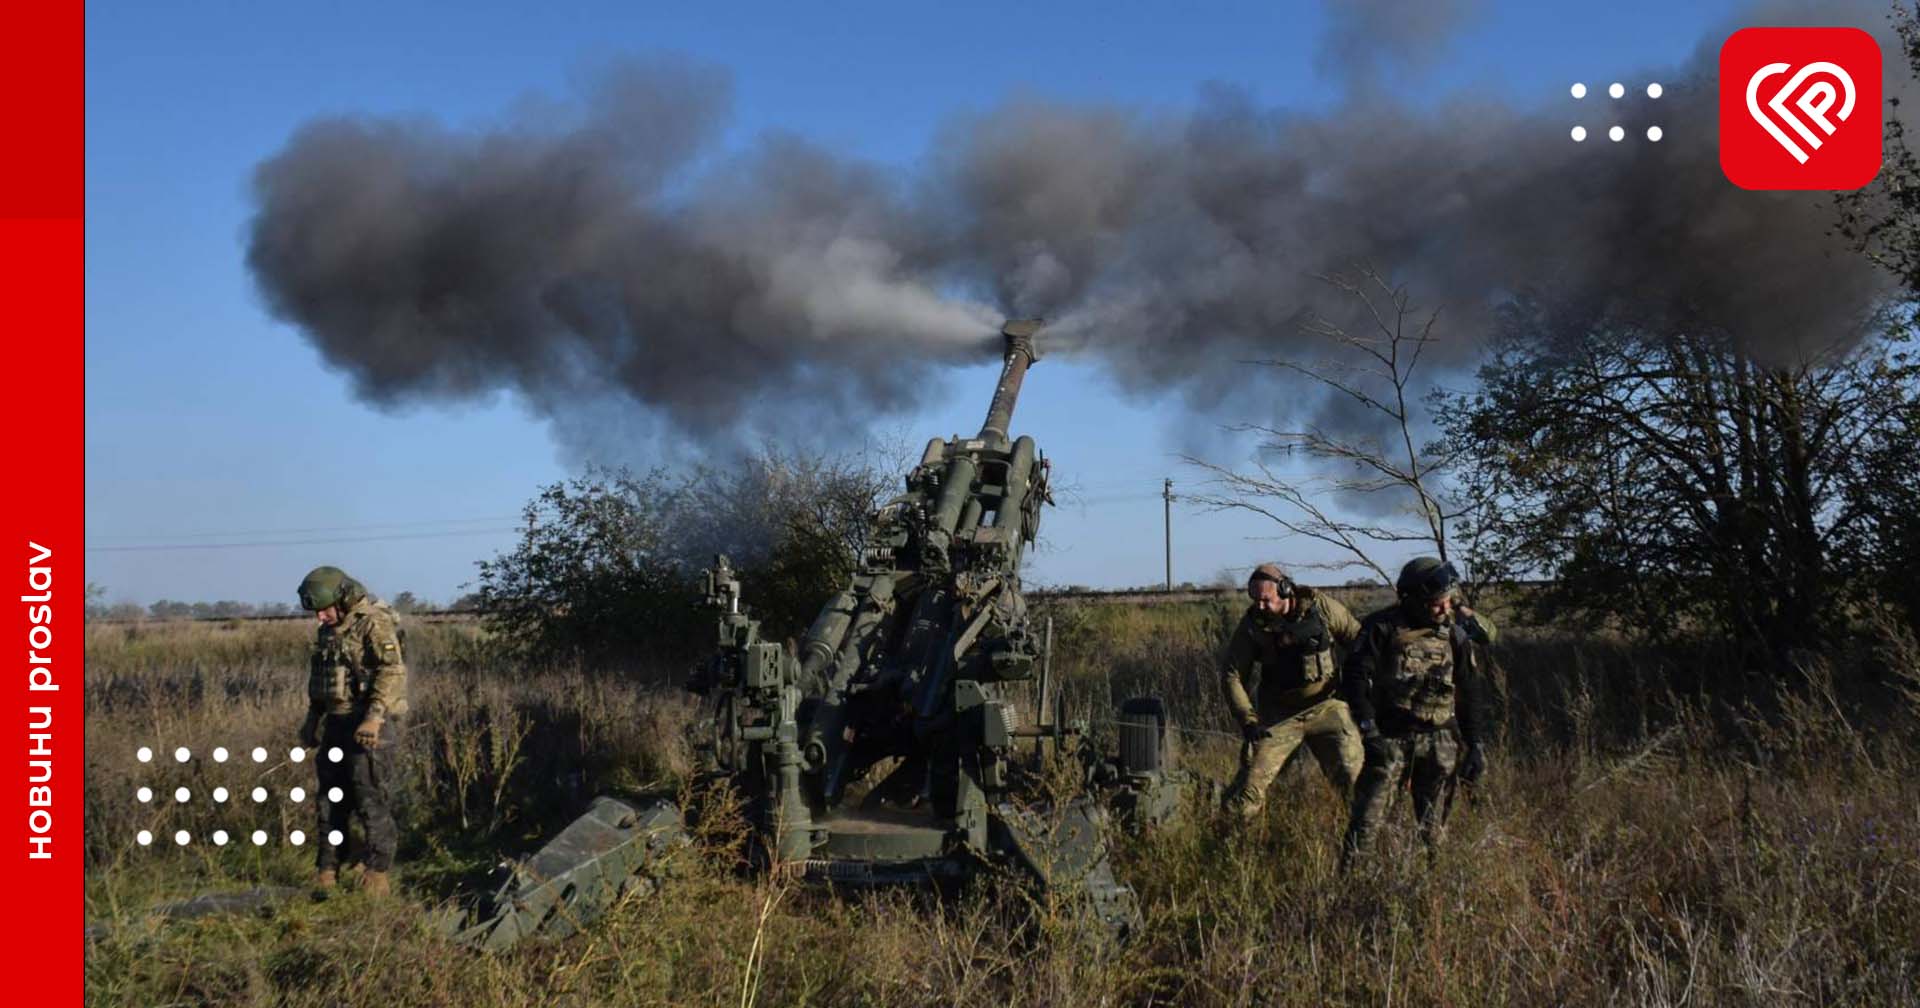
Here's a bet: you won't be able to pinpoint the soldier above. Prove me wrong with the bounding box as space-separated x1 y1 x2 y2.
296 566 408 896
1220 563 1366 820
1340 557 1488 862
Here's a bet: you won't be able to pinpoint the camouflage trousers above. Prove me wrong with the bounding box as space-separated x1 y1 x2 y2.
314 713 402 872
1224 698 1363 819
1341 728 1458 857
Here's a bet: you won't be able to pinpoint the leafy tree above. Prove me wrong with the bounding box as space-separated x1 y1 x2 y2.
1439 296 1916 660
474 447 897 671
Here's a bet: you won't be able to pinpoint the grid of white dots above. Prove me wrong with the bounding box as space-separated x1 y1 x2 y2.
328 747 344 763
251 830 268 846
213 787 230 803
290 787 307 803
251 747 268 763
136 747 152 763
290 831 306 847
328 787 345 803
328 830 345 846
213 747 229 763
1569 81 1663 142
174 830 191 846
174 747 190 763
212 830 229 846
251 787 268 803
174 787 191 803
136 830 152 846
291 747 306 763
136 786 152 803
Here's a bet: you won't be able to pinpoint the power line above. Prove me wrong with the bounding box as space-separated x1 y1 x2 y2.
86 527 522 553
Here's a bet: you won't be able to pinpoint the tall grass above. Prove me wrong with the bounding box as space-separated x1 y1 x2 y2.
84 606 1920 1006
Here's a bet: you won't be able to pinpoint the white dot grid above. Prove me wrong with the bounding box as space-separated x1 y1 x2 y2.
1570 82 1663 142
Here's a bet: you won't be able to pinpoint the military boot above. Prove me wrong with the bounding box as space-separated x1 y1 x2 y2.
361 869 391 897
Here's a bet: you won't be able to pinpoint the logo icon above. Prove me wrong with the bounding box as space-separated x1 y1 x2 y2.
1720 27 1881 190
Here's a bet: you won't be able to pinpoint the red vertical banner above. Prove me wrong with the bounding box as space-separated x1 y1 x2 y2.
0 2 84 1004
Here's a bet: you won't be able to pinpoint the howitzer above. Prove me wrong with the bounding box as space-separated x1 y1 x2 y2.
449 319 1185 947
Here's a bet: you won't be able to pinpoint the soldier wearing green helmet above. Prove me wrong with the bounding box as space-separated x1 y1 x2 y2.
1339 556 1490 863
297 565 409 896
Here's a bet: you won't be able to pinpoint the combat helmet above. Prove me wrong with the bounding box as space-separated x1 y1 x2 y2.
1395 556 1459 602
297 565 365 612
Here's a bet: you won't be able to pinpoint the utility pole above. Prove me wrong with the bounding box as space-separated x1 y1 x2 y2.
1162 477 1174 591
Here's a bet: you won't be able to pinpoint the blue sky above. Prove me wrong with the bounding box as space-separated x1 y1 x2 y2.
86 0 1783 605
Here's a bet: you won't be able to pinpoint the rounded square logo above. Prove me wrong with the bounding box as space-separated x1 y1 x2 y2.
1720 27 1882 190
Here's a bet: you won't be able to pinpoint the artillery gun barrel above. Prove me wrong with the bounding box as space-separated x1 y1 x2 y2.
978 319 1042 447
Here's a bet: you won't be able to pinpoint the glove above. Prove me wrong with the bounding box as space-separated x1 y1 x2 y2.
1458 742 1487 785
354 716 384 750
298 711 321 749
1240 721 1266 744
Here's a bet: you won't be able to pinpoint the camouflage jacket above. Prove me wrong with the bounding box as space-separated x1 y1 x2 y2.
308 597 408 719
1222 588 1363 725
1342 605 1484 743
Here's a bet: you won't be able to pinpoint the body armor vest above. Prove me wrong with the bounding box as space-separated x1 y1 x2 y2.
308 601 401 715
1382 622 1457 725
1244 599 1341 722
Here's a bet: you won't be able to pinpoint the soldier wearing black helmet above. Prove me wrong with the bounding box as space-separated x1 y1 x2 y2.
297 565 408 896
1340 556 1489 861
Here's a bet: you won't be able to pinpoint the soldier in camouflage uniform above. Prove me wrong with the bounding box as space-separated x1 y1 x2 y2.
1220 563 1366 819
296 566 408 896
1340 557 1489 861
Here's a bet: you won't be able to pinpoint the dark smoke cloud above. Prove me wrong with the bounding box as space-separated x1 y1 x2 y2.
1315 0 1487 94
248 1 1902 465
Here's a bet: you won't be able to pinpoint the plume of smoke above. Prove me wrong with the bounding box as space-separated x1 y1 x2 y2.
1315 0 1488 95
247 1 1901 465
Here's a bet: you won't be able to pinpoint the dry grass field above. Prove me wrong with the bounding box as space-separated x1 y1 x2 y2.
83 599 1920 1006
